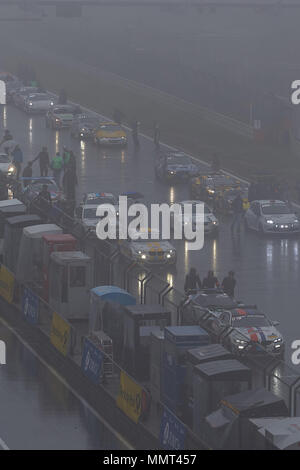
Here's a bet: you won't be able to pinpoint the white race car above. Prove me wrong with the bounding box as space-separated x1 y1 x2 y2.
245 200 300 234
24 93 54 114
172 200 219 236
209 307 284 357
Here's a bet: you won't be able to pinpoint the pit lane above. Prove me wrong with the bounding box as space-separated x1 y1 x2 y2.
1 103 300 370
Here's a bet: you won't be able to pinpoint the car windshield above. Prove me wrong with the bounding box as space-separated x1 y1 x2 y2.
54 107 73 114
31 182 58 193
180 202 212 214
261 204 291 215
167 155 190 165
98 124 120 132
232 315 270 328
0 154 10 163
83 208 100 219
86 196 117 205
28 94 49 101
194 294 237 308
80 118 99 127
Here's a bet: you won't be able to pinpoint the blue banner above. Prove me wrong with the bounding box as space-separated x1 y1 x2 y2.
159 407 186 450
81 337 103 384
22 288 39 325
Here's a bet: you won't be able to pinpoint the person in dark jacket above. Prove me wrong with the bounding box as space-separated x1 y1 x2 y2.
62 165 77 202
184 267 201 294
222 271 236 298
202 270 219 289
11 144 23 179
231 192 244 233
22 162 33 187
33 146 50 176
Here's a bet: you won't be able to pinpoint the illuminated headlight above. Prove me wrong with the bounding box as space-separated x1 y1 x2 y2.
212 221 218 225
141 254 147 260
50 101 54 106
8 165 16 175
55 118 60 122
168 171 175 175
274 344 282 349
294 219 299 224
266 219 274 224
234 338 247 344
273 337 282 343
207 189 215 194
29 102 33 106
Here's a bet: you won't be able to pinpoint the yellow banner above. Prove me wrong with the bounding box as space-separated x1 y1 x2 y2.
50 311 71 356
116 370 143 423
0 265 14 303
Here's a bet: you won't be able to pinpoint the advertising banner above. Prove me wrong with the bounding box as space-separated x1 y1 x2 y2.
159 407 187 450
81 337 103 384
0 265 14 304
116 370 146 424
50 311 71 356
22 287 39 325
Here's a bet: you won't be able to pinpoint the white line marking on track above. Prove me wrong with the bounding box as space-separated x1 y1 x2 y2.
0 316 133 450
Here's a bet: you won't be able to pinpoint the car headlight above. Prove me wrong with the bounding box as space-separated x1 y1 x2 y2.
55 118 60 122
234 338 247 344
141 254 147 260
294 219 299 224
212 221 218 225
207 189 215 194
273 337 282 343
266 219 274 224
8 165 16 174
29 102 33 106
50 101 54 106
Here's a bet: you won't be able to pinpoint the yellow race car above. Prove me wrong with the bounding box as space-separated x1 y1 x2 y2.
94 122 127 147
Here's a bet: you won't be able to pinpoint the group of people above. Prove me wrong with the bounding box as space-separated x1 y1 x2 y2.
184 267 236 298
248 179 288 203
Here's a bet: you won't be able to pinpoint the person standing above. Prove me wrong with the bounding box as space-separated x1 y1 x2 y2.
33 146 50 176
62 165 78 202
231 192 244 233
184 267 201 294
202 271 219 288
11 144 23 179
22 161 33 186
51 152 63 188
222 271 236 298
62 146 71 169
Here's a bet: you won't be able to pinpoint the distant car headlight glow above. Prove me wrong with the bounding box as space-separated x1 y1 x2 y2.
266 219 274 224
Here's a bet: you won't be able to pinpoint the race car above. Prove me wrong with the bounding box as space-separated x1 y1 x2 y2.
209 307 284 357
80 192 119 214
222 186 250 213
244 200 300 234
75 204 102 237
119 230 177 266
13 86 40 109
21 177 64 204
0 153 16 176
155 152 199 182
190 172 240 200
45 104 82 129
71 114 101 140
24 93 54 114
93 122 127 146
171 200 219 236
180 290 284 357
